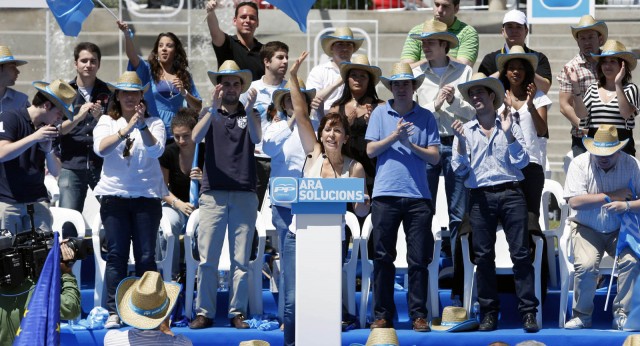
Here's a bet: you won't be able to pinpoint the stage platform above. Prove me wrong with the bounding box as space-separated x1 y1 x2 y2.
61 286 637 346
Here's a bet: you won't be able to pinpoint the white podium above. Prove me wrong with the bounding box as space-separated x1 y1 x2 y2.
270 177 364 346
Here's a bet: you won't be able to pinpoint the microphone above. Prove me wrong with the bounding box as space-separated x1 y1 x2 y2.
300 154 312 178
322 154 338 178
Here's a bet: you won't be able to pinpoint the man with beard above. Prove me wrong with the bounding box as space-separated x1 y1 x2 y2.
189 60 261 330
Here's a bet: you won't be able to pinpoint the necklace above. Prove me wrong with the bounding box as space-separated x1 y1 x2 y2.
162 71 175 98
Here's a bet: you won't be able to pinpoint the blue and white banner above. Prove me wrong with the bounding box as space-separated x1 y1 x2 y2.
270 177 365 204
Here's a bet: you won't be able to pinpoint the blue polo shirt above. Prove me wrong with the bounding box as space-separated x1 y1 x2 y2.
365 100 440 200
201 104 256 193
0 108 48 203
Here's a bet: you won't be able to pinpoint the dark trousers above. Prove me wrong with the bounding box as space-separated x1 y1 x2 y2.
102 196 162 313
469 186 538 317
371 196 434 320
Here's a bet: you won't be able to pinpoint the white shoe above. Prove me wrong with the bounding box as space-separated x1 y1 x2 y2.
105 314 121 329
565 316 591 329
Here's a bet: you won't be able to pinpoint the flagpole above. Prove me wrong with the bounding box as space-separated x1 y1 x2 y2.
604 256 617 311
94 0 134 37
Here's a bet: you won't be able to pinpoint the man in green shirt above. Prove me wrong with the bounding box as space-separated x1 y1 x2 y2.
400 0 478 67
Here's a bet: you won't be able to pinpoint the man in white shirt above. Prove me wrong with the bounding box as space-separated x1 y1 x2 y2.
411 20 475 306
306 27 363 117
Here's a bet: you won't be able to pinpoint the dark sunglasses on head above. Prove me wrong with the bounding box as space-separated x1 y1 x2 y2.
123 137 135 157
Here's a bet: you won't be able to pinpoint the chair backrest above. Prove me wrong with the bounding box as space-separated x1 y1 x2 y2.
539 179 569 233
434 176 449 230
563 150 574 175
183 209 231 271
50 207 85 282
44 174 60 207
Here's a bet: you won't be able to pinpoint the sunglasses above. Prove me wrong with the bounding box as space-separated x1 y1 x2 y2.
123 137 135 157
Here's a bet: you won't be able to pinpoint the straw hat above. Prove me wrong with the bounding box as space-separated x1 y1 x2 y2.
350 327 399 346
239 341 270 346
582 124 629 157
380 62 425 91
271 78 316 113
32 79 76 120
496 45 539 73
320 27 364 56
0 46 27 66
571 15 608 41
108 71 150 92
339 54 382 86
591 40 638 71
408 19 459 49
623 335 640 346
207 60 253 93
457 72 505 110
115 271 182 330
431 306 479 332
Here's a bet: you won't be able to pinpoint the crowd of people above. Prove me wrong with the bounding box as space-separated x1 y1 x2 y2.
0 0 638 344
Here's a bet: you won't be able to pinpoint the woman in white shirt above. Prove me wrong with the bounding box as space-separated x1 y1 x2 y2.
93 71 167 329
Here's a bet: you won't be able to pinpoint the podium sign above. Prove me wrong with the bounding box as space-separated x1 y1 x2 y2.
270 177 364 346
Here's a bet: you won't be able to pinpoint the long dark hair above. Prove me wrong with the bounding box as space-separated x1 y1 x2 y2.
498 58 535 91
107 90 149 120
317 112 351 157
332 68 381 108
597 57 632 87
148 32 193 93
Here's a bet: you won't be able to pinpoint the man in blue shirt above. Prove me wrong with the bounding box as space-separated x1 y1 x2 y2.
365 62 440 332
0 46 29 115
451 73 539 333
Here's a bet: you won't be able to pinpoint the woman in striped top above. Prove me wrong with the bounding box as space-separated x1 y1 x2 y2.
569 39 639 156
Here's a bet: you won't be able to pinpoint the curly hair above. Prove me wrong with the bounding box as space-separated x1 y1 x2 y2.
148 32 193 94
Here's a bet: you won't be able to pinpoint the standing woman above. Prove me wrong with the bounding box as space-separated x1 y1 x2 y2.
497 45 551 217
117 21 202 141
329 54 383 196
570 39 639 156
93 72 168 329
282 51 369 346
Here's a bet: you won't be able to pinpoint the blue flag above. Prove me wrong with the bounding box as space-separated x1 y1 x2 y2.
14 232 61 346
267 0 316 32
616 179 640 258
189 144 200 208
47 0 95 37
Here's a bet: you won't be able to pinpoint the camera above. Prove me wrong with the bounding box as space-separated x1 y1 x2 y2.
0 204 92 288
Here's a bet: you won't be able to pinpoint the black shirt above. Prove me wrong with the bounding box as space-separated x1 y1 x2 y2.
213 34 264 81
478 45 553 85
56 78 111 171
201 105 257 192
159 142 205 202
0 108 48 203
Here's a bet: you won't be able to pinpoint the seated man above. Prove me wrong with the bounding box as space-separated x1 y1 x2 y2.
104 271 192 345
564 124 640 330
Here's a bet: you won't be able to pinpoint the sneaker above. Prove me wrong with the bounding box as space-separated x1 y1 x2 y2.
105 314 121 329
565 316 591 329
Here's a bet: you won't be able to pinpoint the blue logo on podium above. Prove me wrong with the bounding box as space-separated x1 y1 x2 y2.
271 177 298 203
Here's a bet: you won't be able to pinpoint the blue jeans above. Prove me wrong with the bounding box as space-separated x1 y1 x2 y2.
101 196 162 313
282 231 296 346
371 196 434 320
426 140 468 259
272 205 293 254
58 167 101 237
469 186 538 317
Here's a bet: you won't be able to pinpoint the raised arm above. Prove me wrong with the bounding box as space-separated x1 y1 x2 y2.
192 85 223 143
206 0 226 48
117 20 140 69
290 51 319 155
244 88 262 144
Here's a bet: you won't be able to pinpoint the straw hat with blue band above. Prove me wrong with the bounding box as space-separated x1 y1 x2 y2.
115 271 182 330
32 79 76 120
495 45 539 73
408 19 459 49
431 306 479 332
349 327 399 346
457 72 505 110
571 15 608 42
108 71 150 92
591 40 638 71
0 46 28 66
339 54 382 87
380 62 425 92
583 124 629 157
207 60 253 93
271 78 316 113
320 27 364 57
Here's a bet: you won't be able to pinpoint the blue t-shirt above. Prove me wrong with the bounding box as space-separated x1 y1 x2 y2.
0 108 49 203
365 100 440 199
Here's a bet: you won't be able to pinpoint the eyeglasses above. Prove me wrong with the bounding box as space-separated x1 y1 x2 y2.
123 137 135 157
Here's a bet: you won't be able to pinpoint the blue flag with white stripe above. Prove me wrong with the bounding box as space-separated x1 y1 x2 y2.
46 0 95 37
616 179 640 259
267 0 316 32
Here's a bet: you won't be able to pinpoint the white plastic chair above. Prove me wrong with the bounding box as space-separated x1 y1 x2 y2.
343 212 361 318
461 228 544 327
183 209 266 320
44 174 60 207
563 150 574 175
91 213 174 308
359 213 442 327
557 217 616 327
539 179 570 288
50 207 85 284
